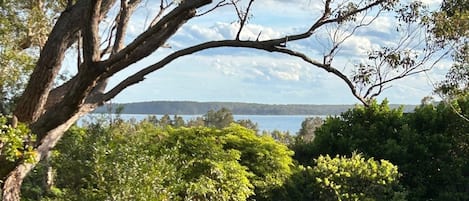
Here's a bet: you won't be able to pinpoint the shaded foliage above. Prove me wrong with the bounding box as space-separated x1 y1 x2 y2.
293 99 469 201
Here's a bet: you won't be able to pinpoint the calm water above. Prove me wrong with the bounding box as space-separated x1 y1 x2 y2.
81 114 329 134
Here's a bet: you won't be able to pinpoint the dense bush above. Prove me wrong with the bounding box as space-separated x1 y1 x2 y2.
271 153 405 201
21 121 294 201
293 98 469 201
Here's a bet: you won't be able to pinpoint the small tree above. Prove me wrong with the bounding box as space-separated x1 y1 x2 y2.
297 117 324 142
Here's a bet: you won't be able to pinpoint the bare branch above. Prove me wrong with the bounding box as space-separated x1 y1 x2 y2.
261 0 388 50
149 0 173 27
112 0 142 54
324 9 380 65
196 0 230 17
272 47 369 106
235 0 254 40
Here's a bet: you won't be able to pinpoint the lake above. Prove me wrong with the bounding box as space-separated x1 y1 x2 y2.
81 114 330 134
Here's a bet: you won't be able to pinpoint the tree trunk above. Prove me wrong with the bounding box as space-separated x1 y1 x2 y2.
2 164 34 201
1 109 90 200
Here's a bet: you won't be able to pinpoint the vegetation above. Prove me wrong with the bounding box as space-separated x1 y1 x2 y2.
21 115 296 200
21 109 411 201
291 98 469 201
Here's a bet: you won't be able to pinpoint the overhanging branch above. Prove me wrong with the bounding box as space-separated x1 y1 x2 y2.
101 39 368 106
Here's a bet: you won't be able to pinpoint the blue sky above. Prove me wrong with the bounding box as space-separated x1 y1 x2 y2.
65 0 447 104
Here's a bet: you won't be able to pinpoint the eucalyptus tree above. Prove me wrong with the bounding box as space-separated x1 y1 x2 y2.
0 0 448 199
430 0 469 122
433 0 469 98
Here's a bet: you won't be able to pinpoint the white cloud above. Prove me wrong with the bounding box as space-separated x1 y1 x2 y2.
173 22 284 44
210 54 319 82
341 34 379 56
185 24 225 41
417 0 443 6
363 15 393 34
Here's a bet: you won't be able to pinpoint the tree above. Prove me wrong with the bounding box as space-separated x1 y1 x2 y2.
204 108 234 128
297 117 324 142
311 153 404 201
0 0 73 114
0 0 450 199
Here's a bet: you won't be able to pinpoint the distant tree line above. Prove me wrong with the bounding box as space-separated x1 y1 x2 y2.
93 101 417 115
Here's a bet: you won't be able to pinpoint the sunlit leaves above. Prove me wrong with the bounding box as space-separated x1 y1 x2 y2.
32 120 293 201
0 115 36 163
313 153 402 201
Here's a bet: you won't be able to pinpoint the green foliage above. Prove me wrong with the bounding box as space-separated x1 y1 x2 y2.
203 108 234 128
270 154 405 201
39 123 172 201
221 124 294 200
436 43 469 97
0 115 36 165
430 0 469 97
293 100 405 165
159 126 255 201
22 121 294 201
312 153 404 201
295 99 469 201
0 0 68 113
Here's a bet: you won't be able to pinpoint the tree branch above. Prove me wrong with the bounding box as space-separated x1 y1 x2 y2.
113 0 142 54
14 0 117 122
235 0 255 40
82 0 102 66
196 0 230 17
271 47 369 106
101 39 368 106
102 0 212 74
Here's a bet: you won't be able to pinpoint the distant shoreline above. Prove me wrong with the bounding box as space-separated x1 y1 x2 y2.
93 101 417 116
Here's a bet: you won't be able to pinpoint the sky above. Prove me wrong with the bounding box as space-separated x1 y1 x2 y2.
65 0 447 105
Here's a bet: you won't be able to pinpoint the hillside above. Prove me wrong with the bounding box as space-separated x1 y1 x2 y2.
93 101 417 115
